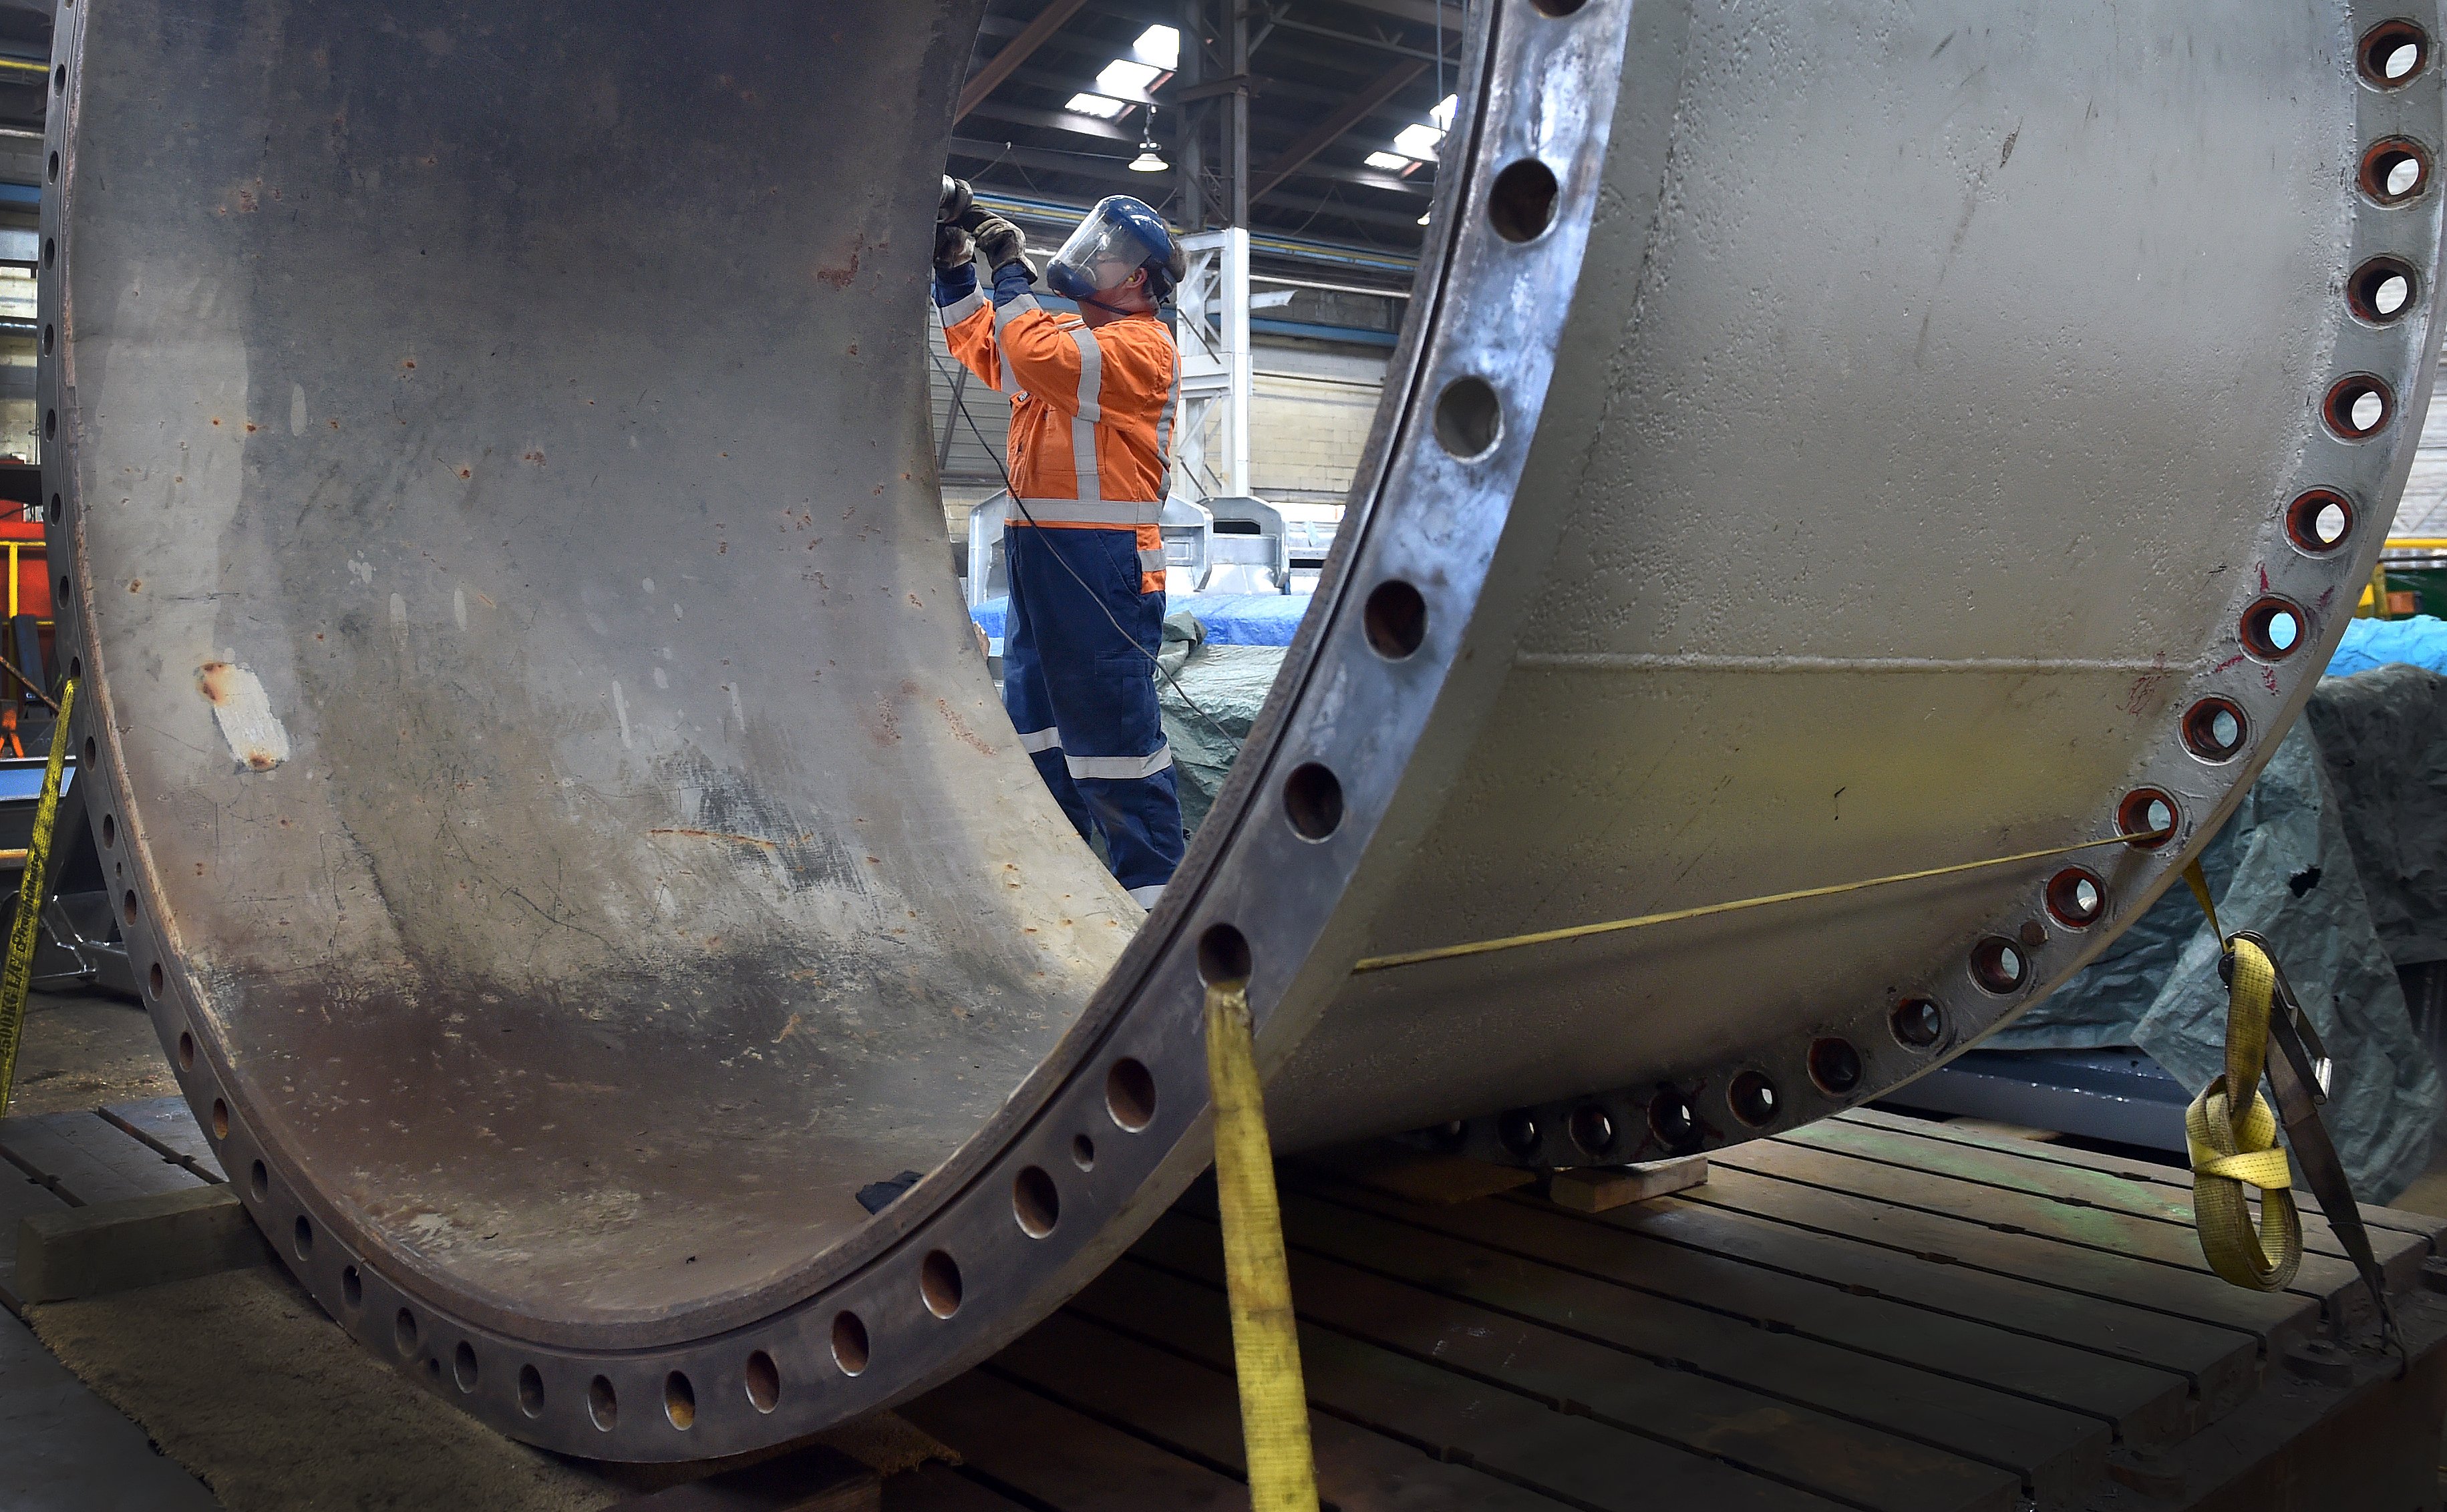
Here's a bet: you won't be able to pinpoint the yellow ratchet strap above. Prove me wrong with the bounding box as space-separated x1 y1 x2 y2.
1204 979 1321 1512
2180 860 2301 1292
0 679 76 1117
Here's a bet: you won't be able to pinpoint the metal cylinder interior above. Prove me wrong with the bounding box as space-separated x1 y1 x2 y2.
39 0 2443 1460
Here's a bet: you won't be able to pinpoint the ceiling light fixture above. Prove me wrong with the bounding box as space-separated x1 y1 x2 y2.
1130 106 1168 173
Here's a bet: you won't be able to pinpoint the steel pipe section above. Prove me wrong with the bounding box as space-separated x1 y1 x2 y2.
39 0 2442 1459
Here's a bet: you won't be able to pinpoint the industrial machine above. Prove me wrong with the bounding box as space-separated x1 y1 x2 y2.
35 0 2442 1463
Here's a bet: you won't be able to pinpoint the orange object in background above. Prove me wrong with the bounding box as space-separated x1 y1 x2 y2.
2388 589 2420 617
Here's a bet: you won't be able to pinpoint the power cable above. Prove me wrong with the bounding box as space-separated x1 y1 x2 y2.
927 306 1247 757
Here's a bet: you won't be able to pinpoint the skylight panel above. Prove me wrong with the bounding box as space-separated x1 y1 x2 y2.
1095 57 1162 97
1391 122 1442 158
1364 150 1414 170
1066 92 1128 120
1132 25 1181 69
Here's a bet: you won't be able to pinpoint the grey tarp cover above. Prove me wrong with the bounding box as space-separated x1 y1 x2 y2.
1994 667 2447 1201
1156 612 1283 837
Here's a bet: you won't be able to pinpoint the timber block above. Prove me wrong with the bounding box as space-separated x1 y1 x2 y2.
15 1183 273 1304
1544 1154 1709 1212
597 1443 878 1511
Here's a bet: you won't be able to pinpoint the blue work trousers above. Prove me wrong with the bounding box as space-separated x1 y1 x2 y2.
1001 524 1184 902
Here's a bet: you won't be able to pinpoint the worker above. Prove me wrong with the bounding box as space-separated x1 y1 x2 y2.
934 192 1188 907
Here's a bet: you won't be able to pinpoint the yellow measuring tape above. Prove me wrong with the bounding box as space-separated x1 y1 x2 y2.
2178 860 2302 1292
0 679 77 1118
1204 978 1321 1511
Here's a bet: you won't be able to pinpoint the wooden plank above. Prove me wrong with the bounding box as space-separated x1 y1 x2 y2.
1547 1183 2262 1423
1133 1207 2023 1512
101 1097 224 1182
1789 1117 2426 1291
0 1162 69 1314
1681 1163 2319 1353
597 1443 876 1511
896 1370 1249 1512
1844 1108 2447 1248
878 1465 1029 1512
1718 1139 2380 1328
0 1112 202 1206
1263 1185 2113 1500
1072 1255 1850 1512
997 1310 1566 1512
1544 1154 1707 1211
1295 1173 2196 1449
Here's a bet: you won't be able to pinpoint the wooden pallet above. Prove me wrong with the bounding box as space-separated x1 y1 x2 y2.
9 1099 2442 1510
890 1110 2447 1512
0 1097 222 1313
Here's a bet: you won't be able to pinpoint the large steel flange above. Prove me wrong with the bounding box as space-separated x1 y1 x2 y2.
39 0 2442 1459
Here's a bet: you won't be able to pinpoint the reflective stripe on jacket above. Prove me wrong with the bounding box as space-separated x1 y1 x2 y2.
943 289 1180 592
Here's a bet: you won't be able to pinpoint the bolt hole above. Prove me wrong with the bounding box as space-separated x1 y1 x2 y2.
341 1264 362 1310
55 572 67 600
1071 1133 1096 1170
2182 698 2248 761
1427 1119 1468 1153
455 1342 480 1393
1648 1087 1701 1153
745 1350 780 1413
1528 0 1589 13
2240 596 2304 660
1106 1057 1157 1132
45 150 55 183
81 735 94 762
1497 1108 1540 1158
2287 490 2353 554
43 408 54 440
41 237 52 268
832 1312 870 1376
1808 1038 1862 1095
175 1028 192 1067
249 1159 267 1201
2046 868 2106 928
66 658 77 683
1487 158 1559 242
1198 922 1252 986
663 1371 694 1429
1013 1165 1059 1238
50 63 61 94
121 889 136 924
1432 376 1501 459
518 1364 544 1418
2349 256 2420 323
2324 374 2395 437
2361 19 2431 85
588 1376 617 1431
152 964 166 1000
2119 789 2178 849
394 1308 419 1356
101 813 115 847
921 1250 963 1318
1891 997 1945 1049
39 324 51 355
1969 936 2027 994
1363 579 1427 659
210 1097 229 1139
1283 763 1343 841
293 1214 313 1259
1728 1071 1780 1127
2360 137 2433 203
1568 1104 1616 1157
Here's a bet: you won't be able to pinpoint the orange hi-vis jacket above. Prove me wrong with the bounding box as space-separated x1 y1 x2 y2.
942 285 1180 593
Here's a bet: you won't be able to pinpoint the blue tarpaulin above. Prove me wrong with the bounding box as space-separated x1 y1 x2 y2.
973 592 1312 649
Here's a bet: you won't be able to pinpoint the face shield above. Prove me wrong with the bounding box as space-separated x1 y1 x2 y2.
1045 196 1175 307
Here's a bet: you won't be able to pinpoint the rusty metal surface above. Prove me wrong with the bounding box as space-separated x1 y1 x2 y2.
38 0 2446 1463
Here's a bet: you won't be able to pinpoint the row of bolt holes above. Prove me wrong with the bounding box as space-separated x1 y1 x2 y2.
192 1056 1168 1434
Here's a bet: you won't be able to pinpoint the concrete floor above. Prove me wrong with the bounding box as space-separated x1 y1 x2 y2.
7 987 181 1117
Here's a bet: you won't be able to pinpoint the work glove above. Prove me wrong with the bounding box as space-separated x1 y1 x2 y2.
934 222 975 275
938 176 974 225
971 213 1033 280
